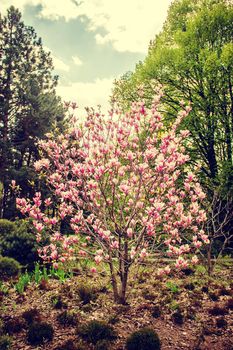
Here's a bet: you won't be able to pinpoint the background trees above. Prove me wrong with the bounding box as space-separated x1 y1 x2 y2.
0 6 65 218
112 0 233 193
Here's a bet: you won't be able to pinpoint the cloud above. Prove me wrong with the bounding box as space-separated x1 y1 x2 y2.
56 77 114 115
44 46 70 72
2 0 173 53
72 55 83 66
53 56 70 72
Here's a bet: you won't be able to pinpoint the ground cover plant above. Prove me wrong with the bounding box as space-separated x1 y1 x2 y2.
0 260 232 349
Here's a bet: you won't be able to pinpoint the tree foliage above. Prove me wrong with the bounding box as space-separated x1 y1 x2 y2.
0 6 65 218
112 0 233 192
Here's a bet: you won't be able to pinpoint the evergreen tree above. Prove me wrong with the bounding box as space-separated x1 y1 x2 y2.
0 6 65 218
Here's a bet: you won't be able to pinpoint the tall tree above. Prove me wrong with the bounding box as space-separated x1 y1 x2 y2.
0 6 65 218
112 0 233 192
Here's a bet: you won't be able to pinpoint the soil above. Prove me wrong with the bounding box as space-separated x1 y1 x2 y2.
0 264 232 350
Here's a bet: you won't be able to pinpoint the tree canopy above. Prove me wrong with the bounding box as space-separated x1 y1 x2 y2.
112 0 233 193
0 6 65 218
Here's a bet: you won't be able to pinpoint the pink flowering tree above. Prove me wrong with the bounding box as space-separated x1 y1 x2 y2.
16 93 208 304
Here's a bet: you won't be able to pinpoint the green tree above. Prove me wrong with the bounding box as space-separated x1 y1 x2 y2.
112 0 233 192
0 6 65 218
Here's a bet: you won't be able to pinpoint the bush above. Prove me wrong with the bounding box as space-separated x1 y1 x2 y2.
0 220 38 267
57 311 78 327
0 220 15 240
27 322 54 345
0 336 12 350
216 317 227 328
151 306 161 318
51 295 66 309
209 305 228 316
77 285 97 305
0 257 20 279
22 308 41 325
3 317 25 334
126 328 161 350
172 310 184 325
77 320 116 344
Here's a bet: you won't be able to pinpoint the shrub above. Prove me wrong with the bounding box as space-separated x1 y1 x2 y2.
77 285 97 305
184 283 195 291
219 287 231 296
0 335 12 350
209 305 228 316
216 317 227 328
209 292 219 301
126 328 161 350
3 317 25 334
0 257 20 279
201 286 208 293
22 308 41 325
77 320 116 344
181 268 194 276
0 220 38 267
27 322 54 345
57 311 78 327
51 295 66 309
151 306 161 318
0 220 15 240
172 310 184 325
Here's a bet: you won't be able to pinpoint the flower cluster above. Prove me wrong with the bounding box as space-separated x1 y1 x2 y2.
16 93 208 278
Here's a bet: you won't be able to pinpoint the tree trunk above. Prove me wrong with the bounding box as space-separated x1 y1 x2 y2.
207 244 213 276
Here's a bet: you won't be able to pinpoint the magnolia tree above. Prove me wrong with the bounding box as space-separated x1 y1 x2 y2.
16 93 208 304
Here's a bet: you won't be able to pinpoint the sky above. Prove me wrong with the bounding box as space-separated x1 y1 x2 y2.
1 0 173 114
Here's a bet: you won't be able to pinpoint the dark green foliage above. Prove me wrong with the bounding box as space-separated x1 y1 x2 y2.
126 328 161 350
27 322 54 345
209 305 228 316
51 295 66 309
3 317 25 334
151 305 161 318
209 292 219 301
22 308 41 325
218 287 231 296
0 220 38 267
57 311 78 327
172 310 184 325
0 336 11 350
108 314 120 325
0 6 65 219
77 285 97 305
184 283 195 291
216 317 227 328
0 257 20 279
181 268 194 276
77 320 116 345
0 221 15 238
201 286 209 293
